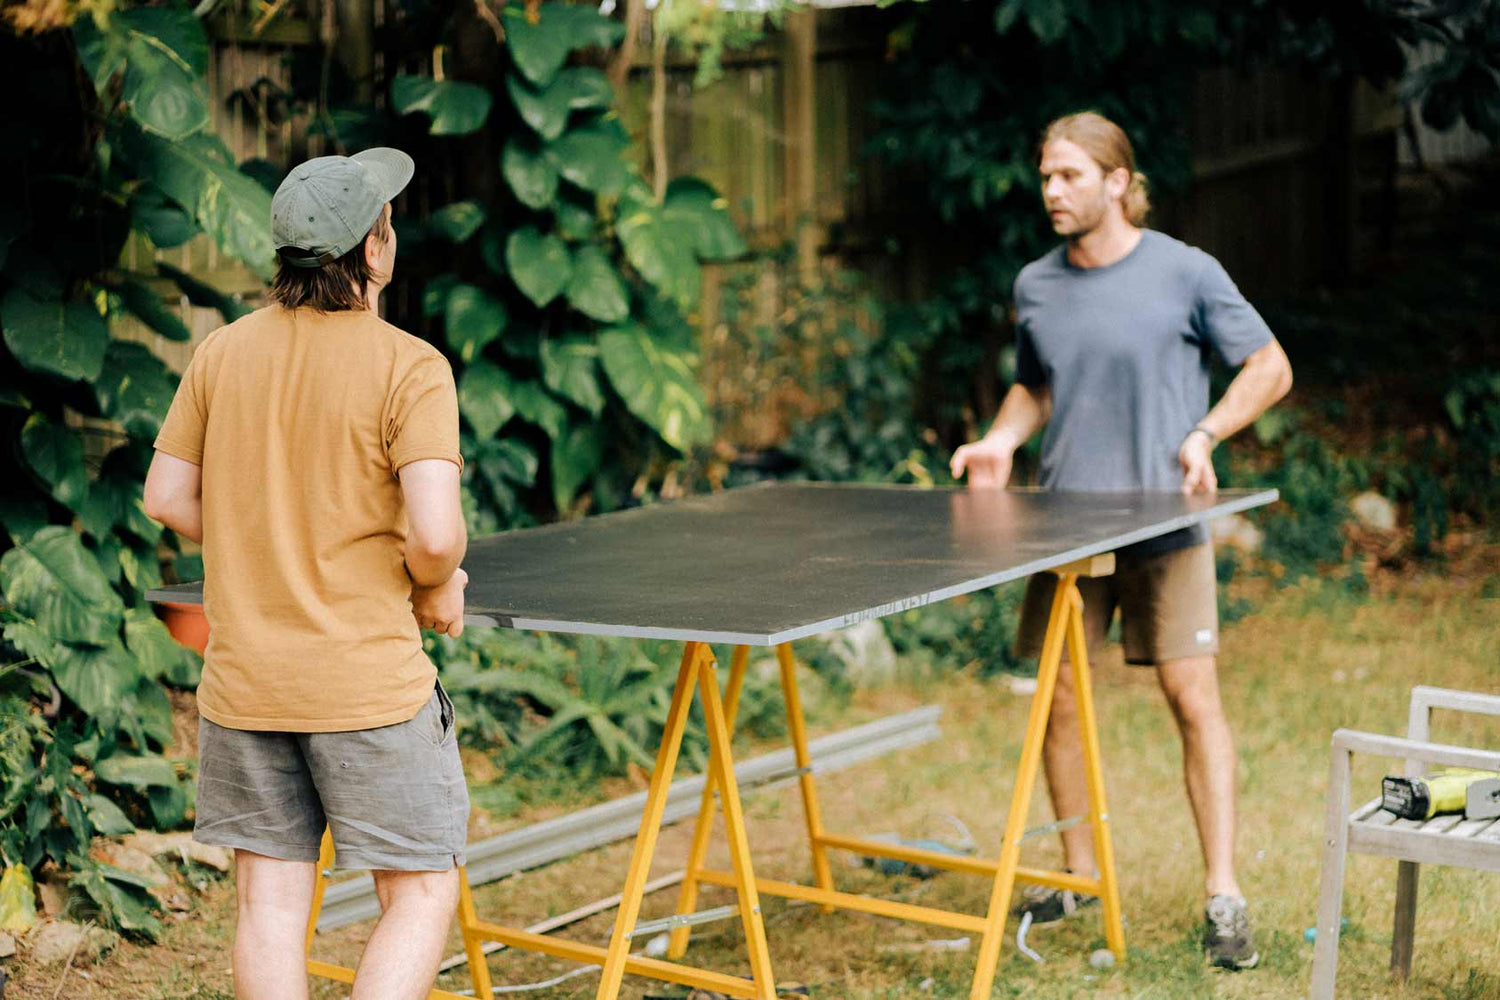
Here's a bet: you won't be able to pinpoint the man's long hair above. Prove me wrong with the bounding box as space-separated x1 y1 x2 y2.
1041 112 1151 226
269 208 392 312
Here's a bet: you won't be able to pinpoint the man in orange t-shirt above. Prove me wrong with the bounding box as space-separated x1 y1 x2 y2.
146 148 470 1000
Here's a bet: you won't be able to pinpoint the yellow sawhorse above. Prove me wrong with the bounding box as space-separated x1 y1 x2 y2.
300 555 1122 999
303 640 786 999
665 554 1126 1000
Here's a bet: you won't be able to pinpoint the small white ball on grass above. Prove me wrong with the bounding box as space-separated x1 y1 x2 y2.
1089 948 1116 969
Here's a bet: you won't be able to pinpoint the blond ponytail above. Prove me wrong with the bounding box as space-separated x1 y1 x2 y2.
1124 170 1150 226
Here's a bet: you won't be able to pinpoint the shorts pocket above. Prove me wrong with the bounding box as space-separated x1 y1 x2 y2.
417 680 456 747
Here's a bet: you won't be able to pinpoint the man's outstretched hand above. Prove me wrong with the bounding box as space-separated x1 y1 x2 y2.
1178 431 1217 495
412 567 468 638
950 437 1015 489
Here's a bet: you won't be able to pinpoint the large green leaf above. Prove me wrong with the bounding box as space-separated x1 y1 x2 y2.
75 7 211 141
444 283 508 363
506 228 573 307
71 864 163 940
390 75 492 136
549 121 630 196
86 795 135 837
501 137 559 210
117 127 276 280
114 277 191 341
598 326 711 451
508 379 568 441
503 3 623 84
0 497 48 546
617 207 701 310
428 201 486 243
130 184 200 248
457 360 516 440
475 437 539 496
540 336 605 416
0 527 123 647
123 608 201 688
553 200 597 242
77 458 160 546
0 285 109 382
564 245 630 323
20 417 88 510
147 781 188 828
50 641 142 719
156 262 251 322
506 68 614 140
94 340 177 438
93 753 178 789
423 274 460 319
662 178 747 260
118 536 163 594
551 423 603 512
119 36 210 140
117 7 210 75
615 178 746 309
2 619 54 668
506 75 571 142
112 675 176 750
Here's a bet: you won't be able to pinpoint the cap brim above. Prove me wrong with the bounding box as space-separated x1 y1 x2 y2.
352 147 415 204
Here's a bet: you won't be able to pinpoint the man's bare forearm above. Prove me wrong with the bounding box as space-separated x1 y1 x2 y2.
1197 340 1293 443
984 382 1052 451
157 500 203 545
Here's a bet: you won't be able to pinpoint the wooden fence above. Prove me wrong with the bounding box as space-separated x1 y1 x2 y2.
111 4 1404 450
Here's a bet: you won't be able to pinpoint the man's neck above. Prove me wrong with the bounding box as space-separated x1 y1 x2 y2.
362 286 383 314
1066 216 1142 269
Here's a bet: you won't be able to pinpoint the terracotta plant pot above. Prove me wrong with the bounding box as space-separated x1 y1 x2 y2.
156 601 209 655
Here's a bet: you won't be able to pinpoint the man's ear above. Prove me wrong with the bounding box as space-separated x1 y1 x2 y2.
1106 166 1130 202
364 230 382 270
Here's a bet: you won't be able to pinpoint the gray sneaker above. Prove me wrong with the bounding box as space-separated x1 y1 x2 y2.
1204 894 1259 970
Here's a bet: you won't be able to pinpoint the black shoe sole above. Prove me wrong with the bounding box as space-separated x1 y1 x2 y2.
1207 949 1260 970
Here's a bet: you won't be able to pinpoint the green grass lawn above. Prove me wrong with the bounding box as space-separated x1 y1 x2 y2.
9 548 1498 999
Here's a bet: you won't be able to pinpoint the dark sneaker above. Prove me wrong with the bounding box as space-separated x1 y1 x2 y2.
1013 872 1100 926
1204 894 1260 970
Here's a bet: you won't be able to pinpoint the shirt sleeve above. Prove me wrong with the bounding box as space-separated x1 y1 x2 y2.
385 354 464 474
154 349 208 465
1191 255 1274 367
1012 274 1046 388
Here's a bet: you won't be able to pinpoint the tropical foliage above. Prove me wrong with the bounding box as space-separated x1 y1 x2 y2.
0 0 745 934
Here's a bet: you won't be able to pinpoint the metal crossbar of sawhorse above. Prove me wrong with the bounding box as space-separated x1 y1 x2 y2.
298 552 1125 1000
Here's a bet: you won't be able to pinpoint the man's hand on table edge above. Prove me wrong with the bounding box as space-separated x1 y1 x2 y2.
950 434 1017 490
1178 427 1218 495
411 567 468 638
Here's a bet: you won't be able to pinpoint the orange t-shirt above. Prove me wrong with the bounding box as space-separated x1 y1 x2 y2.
154 305 463 732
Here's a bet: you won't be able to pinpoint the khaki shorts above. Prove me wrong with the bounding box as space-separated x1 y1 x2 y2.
194 680 469 871
1015 543 1219 666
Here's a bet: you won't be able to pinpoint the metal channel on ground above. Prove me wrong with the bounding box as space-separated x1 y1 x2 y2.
315 704 943 931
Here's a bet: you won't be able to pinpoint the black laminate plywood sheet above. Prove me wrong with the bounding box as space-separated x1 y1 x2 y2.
149 483 1277 646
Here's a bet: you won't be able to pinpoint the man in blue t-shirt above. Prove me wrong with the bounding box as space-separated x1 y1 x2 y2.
951 112 1293 971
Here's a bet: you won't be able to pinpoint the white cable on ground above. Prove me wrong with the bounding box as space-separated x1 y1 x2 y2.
1015 911 1044 964
453 963 600 995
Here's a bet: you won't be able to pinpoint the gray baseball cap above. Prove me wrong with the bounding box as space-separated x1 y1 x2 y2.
271 148 415 267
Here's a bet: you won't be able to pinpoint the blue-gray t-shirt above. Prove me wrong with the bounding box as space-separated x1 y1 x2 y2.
1013 230 1273 555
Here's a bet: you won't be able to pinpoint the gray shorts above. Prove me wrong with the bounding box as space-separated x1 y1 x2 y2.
194 681 469 871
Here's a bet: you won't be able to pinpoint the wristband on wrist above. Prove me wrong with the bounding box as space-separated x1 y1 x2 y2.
1187 425 1218 446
